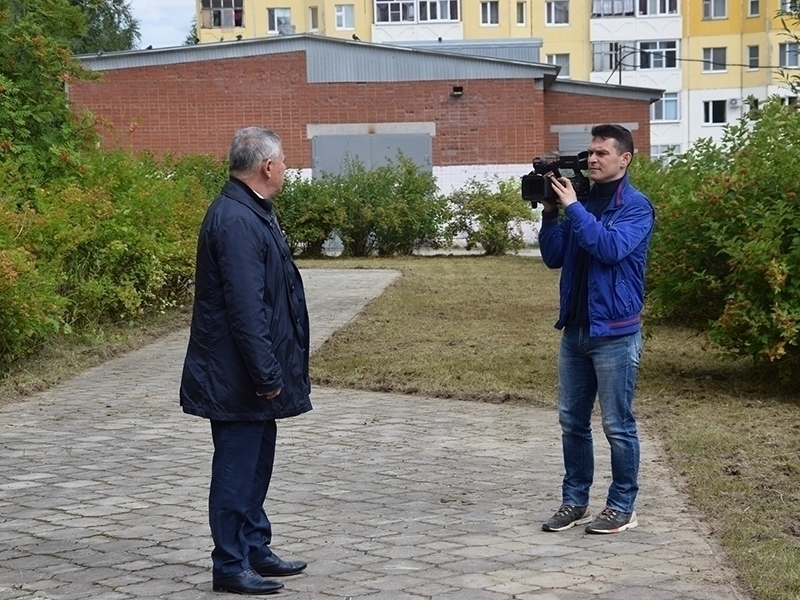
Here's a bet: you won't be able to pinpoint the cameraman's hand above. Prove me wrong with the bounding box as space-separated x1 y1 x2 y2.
539 198 559 213
547 174 578 208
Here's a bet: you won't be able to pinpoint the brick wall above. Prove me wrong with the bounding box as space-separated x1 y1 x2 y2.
69 51 650 166
542 90 651 155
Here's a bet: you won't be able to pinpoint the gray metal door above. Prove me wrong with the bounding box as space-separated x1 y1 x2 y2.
312 134 432 177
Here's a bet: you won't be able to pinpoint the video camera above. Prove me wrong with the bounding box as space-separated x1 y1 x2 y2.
521 151 591 207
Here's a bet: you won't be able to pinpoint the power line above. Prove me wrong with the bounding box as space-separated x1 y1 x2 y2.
600 43 799 84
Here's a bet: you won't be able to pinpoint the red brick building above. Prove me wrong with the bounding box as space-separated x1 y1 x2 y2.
71 35 659 186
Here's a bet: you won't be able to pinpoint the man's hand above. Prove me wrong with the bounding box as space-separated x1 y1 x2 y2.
539 198 559 213
547 174 578 208
258 388 282 399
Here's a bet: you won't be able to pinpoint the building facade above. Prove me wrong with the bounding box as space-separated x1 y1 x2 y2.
71 36 657 194
195 0 800 157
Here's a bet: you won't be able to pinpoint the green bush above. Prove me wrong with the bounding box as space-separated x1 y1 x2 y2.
637 98 800 372
447 177 537 256
332 155 449 257
275 171 344 257
0 148 224 367
0 211 64 370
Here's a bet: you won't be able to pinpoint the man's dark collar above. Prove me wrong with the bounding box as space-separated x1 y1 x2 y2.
228 176 273 210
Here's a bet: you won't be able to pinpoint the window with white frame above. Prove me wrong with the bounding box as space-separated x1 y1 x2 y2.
748 0 759 16
651 92 679 120
546 1 569 24
418 0 459 21
748 45 759 68
638 0 677 15
335 4 355 28
639 41 678 69
547 53 570 77
779 43 799 68
309 6 319 30
591 0 635 17
702 0 726 19
703 47 727 71
201 0 244 28
650 144 680 163
592 42 636 71
703 100 726 124
780 0 798 13
267 8 292 33
375 0 414 22
783 96 798 105
516 1 526 24
480 0 499 24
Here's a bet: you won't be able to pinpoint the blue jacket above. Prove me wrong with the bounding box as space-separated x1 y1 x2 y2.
180 178 312 421
539 173 655 338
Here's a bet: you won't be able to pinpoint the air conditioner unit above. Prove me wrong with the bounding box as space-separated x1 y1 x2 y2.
728 98 742 108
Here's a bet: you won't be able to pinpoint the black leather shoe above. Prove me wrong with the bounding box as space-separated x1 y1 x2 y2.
252 553 307 577
212 568 284 594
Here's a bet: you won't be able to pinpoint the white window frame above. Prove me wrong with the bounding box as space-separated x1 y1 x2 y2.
309 6 319 30
592 41 636 72
480 0 499 25
638 0 678 16
779 0 798 13
516 1 526 25
418 0 459 21
591 0 635 17
703 47 727 72
639 40 678 69
546 1 569 24
335 4 355 28
748 0 759 16
201 0 245 28
702 0 726 19
748 45 759 69
547 53 570 77
267 7 291 33
703 100 727 124
651 92 679 121
779 42 799 68
650 144 680 164
375 0 416 22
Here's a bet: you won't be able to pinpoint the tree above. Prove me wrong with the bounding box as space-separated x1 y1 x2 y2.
184 16 199 46
0 0 98 184
69 0 140 54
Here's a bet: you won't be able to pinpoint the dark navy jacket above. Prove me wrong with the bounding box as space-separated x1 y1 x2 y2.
539 173 655 338
180 178 312 421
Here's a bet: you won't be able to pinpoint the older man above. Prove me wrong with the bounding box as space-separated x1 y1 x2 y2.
181 127 311 594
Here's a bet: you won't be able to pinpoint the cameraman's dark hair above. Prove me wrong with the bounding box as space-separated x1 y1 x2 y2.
591 124 634 156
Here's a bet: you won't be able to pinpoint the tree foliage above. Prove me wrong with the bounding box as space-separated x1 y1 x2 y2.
69 0 140 54
635 97 800 374
447 177 536 256
0 0 99 186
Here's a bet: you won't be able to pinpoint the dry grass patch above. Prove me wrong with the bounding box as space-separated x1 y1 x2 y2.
303 256 800 600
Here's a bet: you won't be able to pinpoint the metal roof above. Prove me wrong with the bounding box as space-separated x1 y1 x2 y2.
77 34 661 101
385 38 543 64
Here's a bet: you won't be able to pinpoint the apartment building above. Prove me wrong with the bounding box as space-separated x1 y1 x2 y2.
196 0 799 155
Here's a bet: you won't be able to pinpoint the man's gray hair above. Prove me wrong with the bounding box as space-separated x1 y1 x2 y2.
229 127 282 176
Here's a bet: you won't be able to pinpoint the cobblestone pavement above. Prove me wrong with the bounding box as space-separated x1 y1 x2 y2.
0 269 750 600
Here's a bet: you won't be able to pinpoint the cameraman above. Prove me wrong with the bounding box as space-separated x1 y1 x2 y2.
538 124 655 535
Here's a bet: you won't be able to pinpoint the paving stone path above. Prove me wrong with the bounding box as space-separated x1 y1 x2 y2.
0 269 751 600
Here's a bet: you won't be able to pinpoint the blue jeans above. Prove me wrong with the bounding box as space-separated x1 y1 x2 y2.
209 419 277 578
557 326 642 513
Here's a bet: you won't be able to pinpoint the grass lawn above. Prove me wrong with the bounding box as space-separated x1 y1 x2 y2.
0 254 797 600
301 255 800 600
